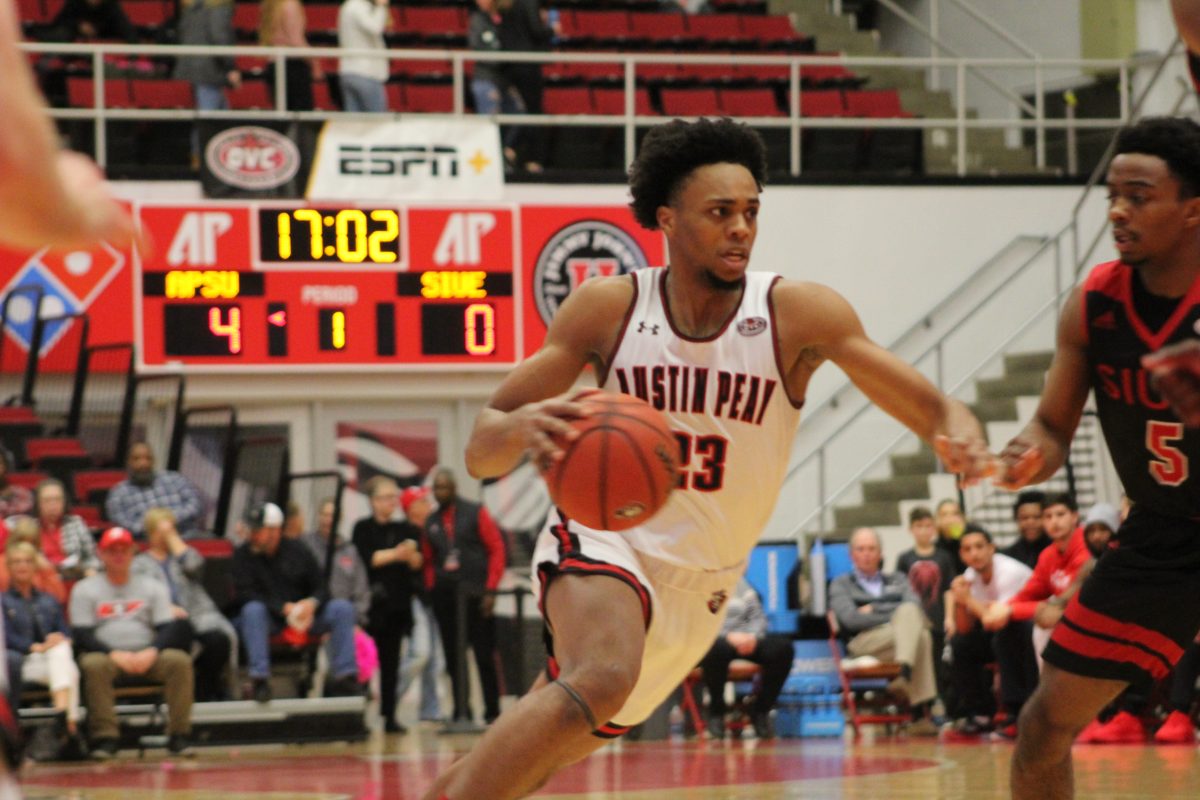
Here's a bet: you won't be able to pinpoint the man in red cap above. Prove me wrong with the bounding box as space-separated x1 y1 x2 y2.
351 478 424 733
69 527 195 759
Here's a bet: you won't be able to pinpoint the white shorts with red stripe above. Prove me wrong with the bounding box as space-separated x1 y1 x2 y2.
532 517 744 733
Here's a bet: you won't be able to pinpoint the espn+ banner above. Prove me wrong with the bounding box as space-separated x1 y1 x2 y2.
307 118 504 201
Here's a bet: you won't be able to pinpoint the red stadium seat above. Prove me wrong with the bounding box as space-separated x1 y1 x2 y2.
637 63 681 84
385 82 404 110
312 79 339 111
660 87 721 117
736 63 791 85
74 505 106 529
720 88 782 116
628 12 696 47
799 89 845 117
66 77 134 108
687 14 752 49
7 472 49 492
390 57 453 81
131 78 194 109
844 89 911 118
543 86 592 115
228 80 273 109
571 11 631 45
742 15 806 49
403 83 454 113
591 87 655 116
73 469 128 505
305 4 339 35
403 6 466 45
232 3 260 36
123 0 171 29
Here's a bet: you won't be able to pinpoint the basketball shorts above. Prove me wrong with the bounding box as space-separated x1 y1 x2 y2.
1043 504 1200 686
532 517 743 736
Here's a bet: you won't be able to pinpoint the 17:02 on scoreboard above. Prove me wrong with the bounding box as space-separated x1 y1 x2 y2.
263 208 401 264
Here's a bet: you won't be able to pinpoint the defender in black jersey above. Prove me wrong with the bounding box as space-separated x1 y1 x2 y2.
999 117 1200 800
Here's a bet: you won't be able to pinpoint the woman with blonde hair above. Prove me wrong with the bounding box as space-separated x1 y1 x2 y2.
0 517 65 603
4 540 81 737
259 0 323 111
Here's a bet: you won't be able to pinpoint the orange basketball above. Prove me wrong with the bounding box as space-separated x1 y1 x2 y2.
539 390 680 531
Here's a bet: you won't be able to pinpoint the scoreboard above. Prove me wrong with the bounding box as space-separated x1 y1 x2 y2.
137 203 521 370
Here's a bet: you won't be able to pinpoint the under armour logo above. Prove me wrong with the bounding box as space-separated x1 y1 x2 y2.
637 321 659 335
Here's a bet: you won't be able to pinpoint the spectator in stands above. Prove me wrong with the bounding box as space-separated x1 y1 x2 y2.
896 505 956 718
71 527 195 759
284 501 305 540
1002 490 1050 569
337 0 389 112
352 477 422 733
10 478 98 580
46 0 136 43
175 0 240 166
0 454 32 518
232 502 359 703
468 0 528 171
4 541 80 738
934 498 967 574
132 507 236 702
424 467 505 724
396 486 444 724
828 526 938 735
946 525 1036 736
105 442 205 539
259 0 323 111
984 493 1088 660
698 578 792 740
304 497 370 628
0 517 66 603
495 0 558 172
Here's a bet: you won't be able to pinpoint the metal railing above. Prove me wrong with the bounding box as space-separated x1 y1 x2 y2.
20 41 1147 176
785 37 1185 540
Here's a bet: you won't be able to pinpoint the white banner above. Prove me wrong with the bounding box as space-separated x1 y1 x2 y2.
306 118 504 201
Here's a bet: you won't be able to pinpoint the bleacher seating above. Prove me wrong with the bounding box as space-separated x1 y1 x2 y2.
131 78 194 109
660 87 721 117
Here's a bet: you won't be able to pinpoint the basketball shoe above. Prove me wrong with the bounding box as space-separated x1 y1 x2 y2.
1153 711 1196 744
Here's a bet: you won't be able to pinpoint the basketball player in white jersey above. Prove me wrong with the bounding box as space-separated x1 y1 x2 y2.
0 0 139 252
420 118 994 800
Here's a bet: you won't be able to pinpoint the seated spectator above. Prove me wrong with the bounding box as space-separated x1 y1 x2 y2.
353 478 423 733
896 506 956 717
4 541 80 738
46 0 136 42
71 528 194 759
0 517 66 603
105 443 205 538
6 478 98 580
132 507 237 702
828 527 938 735
231 502 359 703
934 498 967 574
1002 490 1050 569
0 454 32 518
697 578 792 740
303 497 369 628
986 493 1089 661
946 525 1036 736
284 501 305 540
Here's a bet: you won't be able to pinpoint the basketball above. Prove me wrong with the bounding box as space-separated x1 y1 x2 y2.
539 389 680 531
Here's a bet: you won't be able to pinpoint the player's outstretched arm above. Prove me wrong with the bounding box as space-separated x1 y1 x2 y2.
996 288 1090 489
774 282 993 484
1173 0 1200 54
465 276 634 479
0 0 140 252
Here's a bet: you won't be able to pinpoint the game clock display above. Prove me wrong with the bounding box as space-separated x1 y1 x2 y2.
137 203 519 369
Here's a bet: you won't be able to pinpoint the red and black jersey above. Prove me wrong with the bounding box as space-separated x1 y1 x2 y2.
1082 260 1200 519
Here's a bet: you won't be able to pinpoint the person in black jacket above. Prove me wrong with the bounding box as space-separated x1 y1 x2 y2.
423 468 506 724
351 477 423 734
47 0 136 42
231 502 359 703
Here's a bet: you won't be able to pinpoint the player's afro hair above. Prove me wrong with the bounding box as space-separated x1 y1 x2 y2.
1113 116 1200 197
628 118 767 230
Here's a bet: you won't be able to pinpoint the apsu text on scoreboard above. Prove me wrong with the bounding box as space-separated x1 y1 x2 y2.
137 202 520 371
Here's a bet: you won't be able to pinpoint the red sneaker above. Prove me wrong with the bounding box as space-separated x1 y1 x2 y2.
1154 710 1196 744
1076 718 1106 743
1091 711 1147 744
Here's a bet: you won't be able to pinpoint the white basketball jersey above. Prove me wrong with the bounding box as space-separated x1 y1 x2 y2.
593 267 803 571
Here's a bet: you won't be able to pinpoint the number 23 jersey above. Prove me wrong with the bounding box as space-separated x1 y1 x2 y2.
596 267 803 571
1083 260 1200 519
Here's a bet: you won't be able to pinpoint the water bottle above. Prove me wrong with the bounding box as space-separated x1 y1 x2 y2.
809 537 826 616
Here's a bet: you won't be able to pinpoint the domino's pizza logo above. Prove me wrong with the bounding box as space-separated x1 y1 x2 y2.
533 220 650 326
